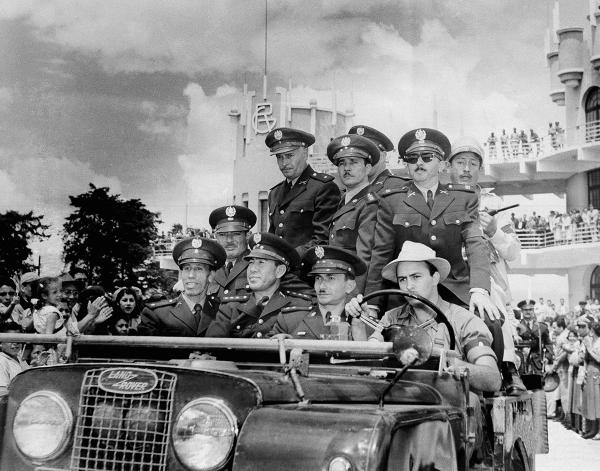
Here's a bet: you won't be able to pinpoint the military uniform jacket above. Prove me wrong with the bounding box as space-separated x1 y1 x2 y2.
329 185 394 294
369 182 491 304
208 251 251 300
269 165 341 256
369 169 410 196
138 294 218 337
270 305 359 340
517 319 552 356
205 290 312 338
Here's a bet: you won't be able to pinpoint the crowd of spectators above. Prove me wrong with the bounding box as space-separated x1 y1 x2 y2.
0 269 177 389
484 122 565 161
528 297 600 439
509 205 600 245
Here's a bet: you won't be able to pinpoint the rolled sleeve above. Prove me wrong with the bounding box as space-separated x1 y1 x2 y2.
460 315 497 363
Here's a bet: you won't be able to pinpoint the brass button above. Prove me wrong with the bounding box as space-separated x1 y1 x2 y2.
224 290 229 294
278 222 283 227
456 219 460 224
431 220 436 226
245 284 249 289
236 325 241 330
258 319 264 324
431 235 437 241
256 332 263 338
280 210 284 214
404 222 410 227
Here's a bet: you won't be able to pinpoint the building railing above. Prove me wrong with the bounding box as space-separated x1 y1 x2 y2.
483 119 600 163
515 226 600 249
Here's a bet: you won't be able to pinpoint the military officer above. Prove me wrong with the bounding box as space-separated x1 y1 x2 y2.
266 127 341 256
326 133 394 293
206 233 312 338
138 237 226 337
366 128 496 321
348 124 409 194
269 245 368 340
208 205 257 300
448 136 526 394
516 299 553 374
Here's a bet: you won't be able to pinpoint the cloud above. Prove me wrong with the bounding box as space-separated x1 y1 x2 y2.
174 82 240 228
0 149 122 276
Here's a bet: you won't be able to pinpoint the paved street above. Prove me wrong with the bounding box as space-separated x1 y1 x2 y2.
536 421 600 471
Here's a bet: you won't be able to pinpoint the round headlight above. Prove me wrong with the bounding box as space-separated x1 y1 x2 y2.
13 391 72 461
172 398 237 471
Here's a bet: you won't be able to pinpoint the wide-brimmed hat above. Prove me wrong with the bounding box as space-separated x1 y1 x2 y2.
382 241 450 283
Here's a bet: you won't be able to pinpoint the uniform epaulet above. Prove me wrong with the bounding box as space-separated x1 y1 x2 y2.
221 294 250 303
388 173 411 182
380 186 409 197
281 305 313 313
446 183 475 193
309 171 335 183
283 290 314 301
269 180 285 191
147 298 178 309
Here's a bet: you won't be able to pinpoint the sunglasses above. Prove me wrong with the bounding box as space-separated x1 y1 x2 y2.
0 292 16 297
403 152 442 164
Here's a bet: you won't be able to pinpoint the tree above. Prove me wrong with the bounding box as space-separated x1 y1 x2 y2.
63 184 161 289
0 211 49 278
170 223 183 235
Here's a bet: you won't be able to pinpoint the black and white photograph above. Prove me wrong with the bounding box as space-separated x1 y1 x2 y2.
0 1 599 469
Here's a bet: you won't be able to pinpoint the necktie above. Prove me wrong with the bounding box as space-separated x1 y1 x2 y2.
193 303 202 316
282 180 293 197
325 311 332 325
225 261 233 276
426 190 434 210
256 296 269 316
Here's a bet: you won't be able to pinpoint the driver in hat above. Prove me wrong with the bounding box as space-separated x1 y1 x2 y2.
346 241 501 393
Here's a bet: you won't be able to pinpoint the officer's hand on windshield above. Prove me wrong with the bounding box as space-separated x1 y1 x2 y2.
470 291 501 321
479 210 498 237
345 294 376 319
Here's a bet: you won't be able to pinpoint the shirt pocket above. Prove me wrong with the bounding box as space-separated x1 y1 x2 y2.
392 213 422 228
442 212 469 226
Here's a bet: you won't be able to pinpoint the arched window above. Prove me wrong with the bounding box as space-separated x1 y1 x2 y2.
585 87 600 142
591 266 600 301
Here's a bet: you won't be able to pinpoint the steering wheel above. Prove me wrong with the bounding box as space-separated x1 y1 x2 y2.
362 289 456 351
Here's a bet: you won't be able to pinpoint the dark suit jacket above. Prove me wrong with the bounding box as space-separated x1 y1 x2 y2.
268 165 341 256
371 182 491 304
138 294 218 337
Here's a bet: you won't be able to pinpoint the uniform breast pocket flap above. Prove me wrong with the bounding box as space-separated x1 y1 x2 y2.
290 201 314 214
393 213 421 228
442 212 467 226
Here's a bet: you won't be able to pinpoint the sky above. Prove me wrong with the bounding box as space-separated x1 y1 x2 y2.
0 0 564 275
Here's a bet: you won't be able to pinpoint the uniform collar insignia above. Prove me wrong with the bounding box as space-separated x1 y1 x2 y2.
440 189 448 195
408 191 416 197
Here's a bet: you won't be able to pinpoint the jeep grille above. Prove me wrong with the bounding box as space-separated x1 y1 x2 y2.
71 368 177 471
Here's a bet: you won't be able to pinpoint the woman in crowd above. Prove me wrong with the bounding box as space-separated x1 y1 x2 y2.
108 287 143 335
564 326 583 433
581 322 600 439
